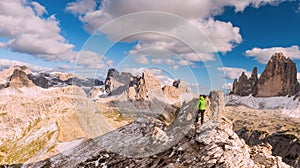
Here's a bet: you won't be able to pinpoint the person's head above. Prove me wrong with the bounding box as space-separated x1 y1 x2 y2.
199 94 206 99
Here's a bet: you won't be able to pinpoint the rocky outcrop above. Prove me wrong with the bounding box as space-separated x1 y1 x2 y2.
162 85 181 100
162 79 191 101
136 70 162 99
8 69 34 88
232 52 300 97
232 67 258 96
173 79 191 93
124 70 162 100
208 90 225 122
104 68 133 95
28 73 64 88
255 52 299 97
0 66 32 86
52 72 75 81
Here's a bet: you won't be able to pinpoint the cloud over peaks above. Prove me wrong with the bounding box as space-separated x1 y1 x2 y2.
245 45 300 64
218 67 252 80
0 59 53 72
66 0 286 65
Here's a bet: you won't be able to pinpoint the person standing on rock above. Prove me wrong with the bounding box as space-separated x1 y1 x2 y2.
195 95 207 125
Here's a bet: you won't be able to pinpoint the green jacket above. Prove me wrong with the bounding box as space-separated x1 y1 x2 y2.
197 97 206 110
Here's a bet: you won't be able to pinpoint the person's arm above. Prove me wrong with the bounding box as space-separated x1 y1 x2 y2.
196 99 200 109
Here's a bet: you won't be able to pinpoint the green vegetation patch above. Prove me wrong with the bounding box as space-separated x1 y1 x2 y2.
0 131 55 164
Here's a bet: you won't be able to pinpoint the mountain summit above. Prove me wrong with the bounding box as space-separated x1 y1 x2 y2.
232 52 299 97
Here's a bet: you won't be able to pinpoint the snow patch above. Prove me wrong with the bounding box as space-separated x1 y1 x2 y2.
56 139 85 155
225 95 300 118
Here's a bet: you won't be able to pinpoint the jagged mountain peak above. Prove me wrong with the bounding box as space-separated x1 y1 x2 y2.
232 52 299 97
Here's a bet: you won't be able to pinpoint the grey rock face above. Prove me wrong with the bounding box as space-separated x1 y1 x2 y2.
232 67 258 96
104 68 133 95
232 52 300 97
209 90 225 122
254 52 299 97
27 73 103 94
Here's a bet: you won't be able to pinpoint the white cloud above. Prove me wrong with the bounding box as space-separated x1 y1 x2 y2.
71 50 113 69
31 1 47 16
57 64 74 71
218 67 252 80
0 1 74 61
66 0 96 15
297 72 300 82
221 82 233 89
245 45 300 64
172 65 179 70
0 59 53 72
67 0 285 65
67 0 284 32
0 42 6 48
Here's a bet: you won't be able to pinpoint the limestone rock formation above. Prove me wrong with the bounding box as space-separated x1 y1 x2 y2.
162 85 181 100
232 52 300 97
126 70 162 100
104 68 133 95
52 72 76 81
173 79 191 93
232 67 258 96
23 96 290 168
136 70 162 99
28 73 103 89
8 69 34 88
255 52 299 97
208 90 225 122
0 65 32 85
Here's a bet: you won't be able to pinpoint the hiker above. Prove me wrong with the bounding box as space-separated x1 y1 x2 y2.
195 94 207 125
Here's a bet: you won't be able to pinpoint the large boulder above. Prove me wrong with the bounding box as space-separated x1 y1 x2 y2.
254 52 299 97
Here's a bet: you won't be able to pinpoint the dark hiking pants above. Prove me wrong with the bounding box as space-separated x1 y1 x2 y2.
195 109 205 125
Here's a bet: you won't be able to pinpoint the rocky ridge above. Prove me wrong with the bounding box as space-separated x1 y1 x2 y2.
0 66 103 95
232 52 300 97
13 91 291 168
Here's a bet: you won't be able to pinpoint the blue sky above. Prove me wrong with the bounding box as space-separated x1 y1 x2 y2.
0 0 300 94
